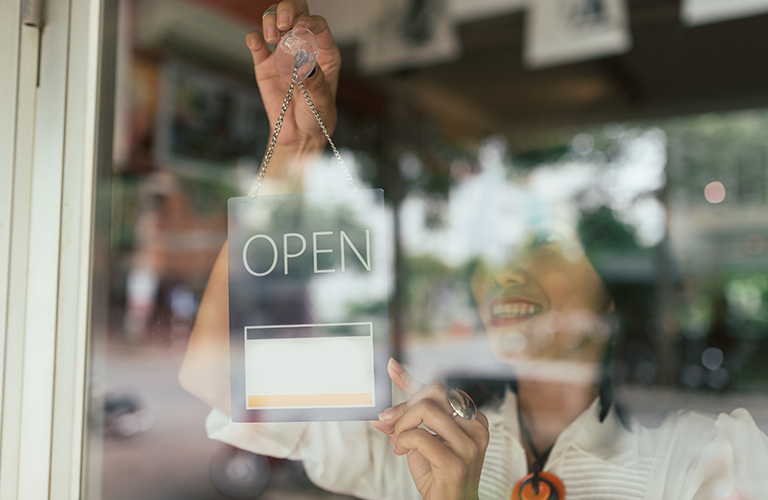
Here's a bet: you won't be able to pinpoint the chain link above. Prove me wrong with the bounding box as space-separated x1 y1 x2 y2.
297 80 357 191
251 67 298 198
251 65 356 198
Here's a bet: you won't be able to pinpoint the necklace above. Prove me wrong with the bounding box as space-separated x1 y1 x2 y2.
511 411 566 500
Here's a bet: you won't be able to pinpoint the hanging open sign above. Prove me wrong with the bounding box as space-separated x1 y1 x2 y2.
228 189 391 422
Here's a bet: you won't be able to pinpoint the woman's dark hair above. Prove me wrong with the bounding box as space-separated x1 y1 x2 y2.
579 205 665 427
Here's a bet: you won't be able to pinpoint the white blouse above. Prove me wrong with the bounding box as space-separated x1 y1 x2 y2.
206 391 768 500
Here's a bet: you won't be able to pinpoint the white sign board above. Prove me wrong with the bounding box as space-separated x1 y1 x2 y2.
681 0 768 26
358 0 461 75
228 189 391 422
524 0 632 69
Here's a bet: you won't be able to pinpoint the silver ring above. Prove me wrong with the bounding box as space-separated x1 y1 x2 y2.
448 388 476 421
262 8 277 18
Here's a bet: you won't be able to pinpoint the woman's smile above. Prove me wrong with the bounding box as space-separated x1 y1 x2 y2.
489 297 543 326
472 234 613 364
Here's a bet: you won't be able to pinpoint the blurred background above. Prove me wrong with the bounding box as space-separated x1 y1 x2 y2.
87 0 768 499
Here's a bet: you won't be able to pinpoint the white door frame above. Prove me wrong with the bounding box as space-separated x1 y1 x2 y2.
0 0 116 498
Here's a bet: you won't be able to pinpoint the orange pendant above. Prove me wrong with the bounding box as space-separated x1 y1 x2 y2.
511 472 565 500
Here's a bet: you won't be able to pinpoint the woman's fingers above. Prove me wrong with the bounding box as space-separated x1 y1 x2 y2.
261 4 280 44
394 399 476 451
371 362 490 498
376 380 453 436
388 358 426 397
395 428 482 499
468 411 491 445
300 63 340 121
373 364 490 451
374 360 490 452
295 15 340 86
392 428 459 468
263 0 310 44
370 359 490 498
245 30 270 67
301 62 326 92
254 0 340 93
392 399 488 463
372 361 429 434
275 0 309 31
293 14 330 38
293 14 335 53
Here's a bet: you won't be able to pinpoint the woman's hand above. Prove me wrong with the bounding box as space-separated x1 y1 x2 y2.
371 359 491 500
245 0 341 155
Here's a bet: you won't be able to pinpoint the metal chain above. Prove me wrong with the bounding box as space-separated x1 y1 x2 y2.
251 67 298 198
297 80 357 191
251 65 356 198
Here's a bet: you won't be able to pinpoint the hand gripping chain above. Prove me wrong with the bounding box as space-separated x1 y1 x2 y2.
251 56 356 198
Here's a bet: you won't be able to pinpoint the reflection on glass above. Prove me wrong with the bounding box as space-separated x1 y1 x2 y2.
85 0 768 498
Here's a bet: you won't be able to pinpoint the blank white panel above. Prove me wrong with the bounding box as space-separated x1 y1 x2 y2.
245 336 375 400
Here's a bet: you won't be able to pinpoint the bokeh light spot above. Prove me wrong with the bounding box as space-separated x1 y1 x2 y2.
704 181 725 203
701 347 724 371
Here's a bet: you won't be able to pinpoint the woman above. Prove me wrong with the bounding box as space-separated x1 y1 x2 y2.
180 2 768 499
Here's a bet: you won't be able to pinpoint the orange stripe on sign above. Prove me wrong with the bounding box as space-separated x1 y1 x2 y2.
248 393 373 407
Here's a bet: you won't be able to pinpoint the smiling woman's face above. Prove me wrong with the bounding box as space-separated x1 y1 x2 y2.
471 230 613 366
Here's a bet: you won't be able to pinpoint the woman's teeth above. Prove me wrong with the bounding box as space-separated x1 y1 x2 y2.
491 303 542 318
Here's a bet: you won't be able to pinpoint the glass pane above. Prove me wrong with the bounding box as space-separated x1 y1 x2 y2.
86 1 768 499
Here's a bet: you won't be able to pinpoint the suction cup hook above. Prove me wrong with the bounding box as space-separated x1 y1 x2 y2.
275 27 318 82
